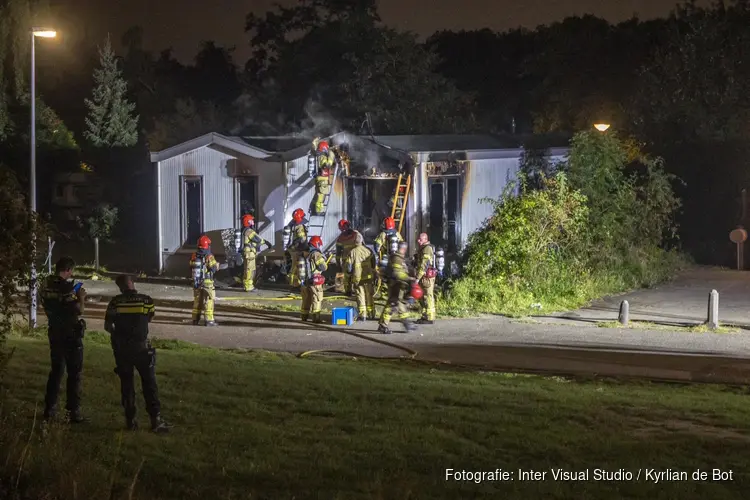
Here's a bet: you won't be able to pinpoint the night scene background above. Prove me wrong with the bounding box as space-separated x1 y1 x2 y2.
2 0 750 499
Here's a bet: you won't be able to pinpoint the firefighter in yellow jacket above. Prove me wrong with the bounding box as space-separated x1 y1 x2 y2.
374 216 403 263
347 232 376 321
190 235 220 326
301 236 328 323
414 233 437 324
284 208 309 288
378 241 417 334
240 214 272 292
312 140 335 215
335 219 362 294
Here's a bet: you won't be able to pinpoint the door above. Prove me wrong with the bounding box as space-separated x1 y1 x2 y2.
236 176 258 219
181 176 203 246
428 177 461 252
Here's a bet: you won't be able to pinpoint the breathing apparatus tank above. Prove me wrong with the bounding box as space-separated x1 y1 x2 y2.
297 253 307 282
308 153 317 177
190 257 204 289
388 234 399 255
436 247 445 277
283 226 292 249
234 229 242 253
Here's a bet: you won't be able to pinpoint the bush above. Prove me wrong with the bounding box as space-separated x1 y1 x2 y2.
443 131 689 317
0 166 36 381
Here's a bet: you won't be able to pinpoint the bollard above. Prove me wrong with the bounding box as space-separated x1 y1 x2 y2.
618 300 629 326
707 289 719 330
94 237 100 271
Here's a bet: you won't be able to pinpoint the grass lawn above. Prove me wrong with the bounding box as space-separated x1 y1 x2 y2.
1 333 749 499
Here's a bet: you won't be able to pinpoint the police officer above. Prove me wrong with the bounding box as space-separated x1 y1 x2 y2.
41 257 86 423
301 236 328 323
414 233 437 324
347 232 376 321
335 219 362 295
285 209 309 288
104 275 170 433
378 242 417 334
190 235 220 326
241 214 272 292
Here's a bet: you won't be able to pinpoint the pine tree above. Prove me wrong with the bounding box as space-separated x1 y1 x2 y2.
84 35 138 147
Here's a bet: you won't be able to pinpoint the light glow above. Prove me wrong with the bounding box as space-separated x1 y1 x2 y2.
32 30 57 38
594 123 611 132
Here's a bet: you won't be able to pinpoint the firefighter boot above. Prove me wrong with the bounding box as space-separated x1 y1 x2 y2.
403 319 417 333
150 414 172 434
378 324 392 335
357 313 366 322
192 319 200 326
206 321 218 327
312 313 324 324
417 318 434 325
301 314 309 322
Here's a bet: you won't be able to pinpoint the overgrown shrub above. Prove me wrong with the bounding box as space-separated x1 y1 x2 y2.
443 131 688 316
0 166 36 381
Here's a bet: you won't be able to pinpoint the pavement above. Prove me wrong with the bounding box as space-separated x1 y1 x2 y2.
66 267 750 385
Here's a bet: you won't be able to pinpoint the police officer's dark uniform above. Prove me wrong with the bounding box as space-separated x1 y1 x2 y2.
41 257 86 422
104 276 170 433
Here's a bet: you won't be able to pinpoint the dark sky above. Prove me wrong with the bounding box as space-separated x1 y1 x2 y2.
54 0 708 64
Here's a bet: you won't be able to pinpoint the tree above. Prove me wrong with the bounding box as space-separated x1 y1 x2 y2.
243 0 477 134
147 98 230 150
0 166 36 378
84 36 138 148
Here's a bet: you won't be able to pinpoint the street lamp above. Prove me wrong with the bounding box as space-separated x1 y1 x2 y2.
29 27 57 329
594 123 611 132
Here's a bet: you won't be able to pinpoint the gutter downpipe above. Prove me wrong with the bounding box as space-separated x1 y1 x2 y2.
156 160 163 274
282 160 290 255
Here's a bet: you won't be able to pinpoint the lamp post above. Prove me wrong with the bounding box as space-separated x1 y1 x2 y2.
29 28 56 329
593 123 611 132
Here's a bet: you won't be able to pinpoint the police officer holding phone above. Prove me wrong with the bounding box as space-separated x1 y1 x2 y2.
41 257 87 423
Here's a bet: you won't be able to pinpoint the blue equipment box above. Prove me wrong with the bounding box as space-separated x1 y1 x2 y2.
331 307 357 326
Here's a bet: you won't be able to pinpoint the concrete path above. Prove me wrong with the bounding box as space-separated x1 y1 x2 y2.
55 266 750 384
539 267 750 328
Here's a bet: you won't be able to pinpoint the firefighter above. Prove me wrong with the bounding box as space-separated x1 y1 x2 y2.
374 216 403 263
347 232 376 321
285 208 309 288
312 141 335 215
414 232 437 324
41 257 87 423
190 235 220 326
378 242 417 334
301 235 328 323
335 219 361 294
104 275 170 433
241 214 272 292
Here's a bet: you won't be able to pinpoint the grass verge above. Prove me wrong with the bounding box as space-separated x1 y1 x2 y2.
595 321 741 334
2 332 750 499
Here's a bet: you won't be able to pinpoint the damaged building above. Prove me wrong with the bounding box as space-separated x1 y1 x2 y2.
150 132 567 276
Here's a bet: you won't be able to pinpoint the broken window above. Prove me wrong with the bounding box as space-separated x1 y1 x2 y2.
182 176 203 246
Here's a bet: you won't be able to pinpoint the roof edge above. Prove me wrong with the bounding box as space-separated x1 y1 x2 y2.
149 132 274 163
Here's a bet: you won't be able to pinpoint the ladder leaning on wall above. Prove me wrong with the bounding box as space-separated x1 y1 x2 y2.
390 173 411 235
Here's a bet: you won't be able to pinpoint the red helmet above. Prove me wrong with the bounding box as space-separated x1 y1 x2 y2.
338 219 351 231
384 217 395 230
310 236 323 249
197 235 211 249
317 140 329 152
410 283 424 300
242 214 254 228
292 208 305 224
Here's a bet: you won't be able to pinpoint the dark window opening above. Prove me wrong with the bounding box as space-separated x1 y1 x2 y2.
183 177 203 245
446 178 460 253
429 178 461 253
55 184 65 198
429 182 444 248
238 177 257 218
347 178 398 241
